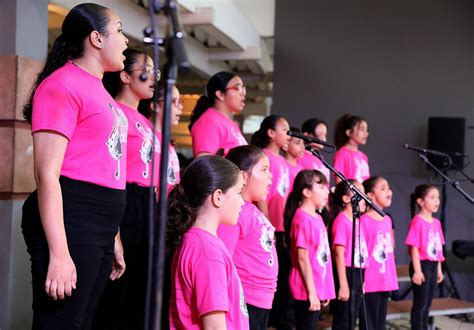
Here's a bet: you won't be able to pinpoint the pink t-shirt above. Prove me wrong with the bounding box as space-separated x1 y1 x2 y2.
191 108 247 156
405 215 445 262
286 161 303 192
289 209 336 301
170 227 249 329
298 150 331 186
361 213 399 293
217 202 278 309
121 104 180 192
156 132 181 193
32 62 128 189
331 212 369 268
263 149 290 232
333 146 370 183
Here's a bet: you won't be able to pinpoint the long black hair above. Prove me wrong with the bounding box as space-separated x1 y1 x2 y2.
23 3 111 124
225 145 266 173
103 48 146 98
301 118 327 136
410 184 438 218
167 155 241 251
250 114 283 149
188 71 236 130
284 169 327 246
333 113 367 149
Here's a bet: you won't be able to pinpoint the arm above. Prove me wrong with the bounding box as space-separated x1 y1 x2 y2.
409 246 424 286
297 248 320 311
334 245 349 301
201 311 227 330
33 131 76 300
110 230 126 280
437 261 444 283
196 152 212 158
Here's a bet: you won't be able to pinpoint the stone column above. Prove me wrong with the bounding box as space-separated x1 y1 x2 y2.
0 0 48 329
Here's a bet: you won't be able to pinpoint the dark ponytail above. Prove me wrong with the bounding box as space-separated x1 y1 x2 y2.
410 184 437 218
225 145 266 173
333 113 367 149
284 169 327 246
250 114 282 148
103 48 145 98
188 71 236 130
167 155 240 251
329 179 358 219
23 3 111 124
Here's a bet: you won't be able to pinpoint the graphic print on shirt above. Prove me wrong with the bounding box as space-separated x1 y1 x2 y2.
257 211 276 267
231 125 247 145
238 278 249 317
277 164 290 197
106 103 128 180
316 229 331 278
372 230 394 273
136 122 154 178
354 230 369 267
354 157 369 183
427 229 442 260
167 150 179 185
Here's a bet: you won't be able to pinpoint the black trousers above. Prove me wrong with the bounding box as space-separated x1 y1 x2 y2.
247 304 270 330
331 267 365 330
293 300 320 330
410 261 438 330
92 183 157 330
22 177 126 330
359 291 389 330
268 232 293 329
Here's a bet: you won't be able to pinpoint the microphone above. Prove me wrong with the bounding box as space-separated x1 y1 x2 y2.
402 144 449 157
287 131 335 149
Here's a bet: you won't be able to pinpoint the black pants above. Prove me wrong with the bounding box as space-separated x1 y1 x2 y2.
22 177 126 330
268 232 293 329
359 291 389 330
247 304 270 330
92 183 157 330
410 261 438 330
332 267 365 330
293 300 319 330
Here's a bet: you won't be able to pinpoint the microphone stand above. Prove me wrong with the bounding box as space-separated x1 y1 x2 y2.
306 146 385 330
418 153 474 204
142 1 190 329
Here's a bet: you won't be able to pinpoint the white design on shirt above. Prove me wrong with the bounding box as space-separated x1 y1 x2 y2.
167 150 179 185
106 103 128 180
257 212 275 267
354 156 370 183
354 230 369 268
136 122 153 179
372 230 394 274
231 126 247 145
238 278 249 317
277 164 290 197
427 229 442 260
316 229 330 279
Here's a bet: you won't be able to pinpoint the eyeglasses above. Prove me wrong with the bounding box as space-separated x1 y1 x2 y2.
158 97 183 107
131 66 161 80
225 84 246 94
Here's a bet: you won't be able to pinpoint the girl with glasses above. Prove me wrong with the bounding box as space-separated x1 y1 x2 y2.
189 71 248 157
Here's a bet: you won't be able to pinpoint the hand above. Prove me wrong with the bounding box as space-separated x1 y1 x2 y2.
412 271 425 286
110 236 126 281
437 270 444 284
321 299 330 307
45 253 77 300
308 292 321 311
338 283 350 301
